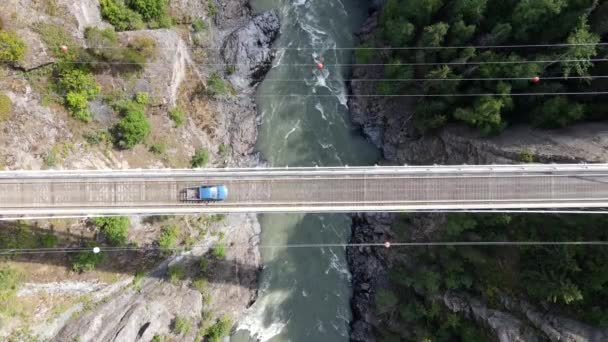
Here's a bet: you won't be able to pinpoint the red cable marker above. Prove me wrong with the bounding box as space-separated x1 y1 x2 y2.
531 76 540 84
384 241 391 248
316 62 324 70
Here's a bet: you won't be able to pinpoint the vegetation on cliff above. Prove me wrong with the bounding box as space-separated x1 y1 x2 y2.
373 213 608 341
0 30 26 64
100 0 171 31
364 0 608 135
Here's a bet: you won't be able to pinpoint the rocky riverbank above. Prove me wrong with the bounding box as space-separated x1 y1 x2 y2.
346 5 608 342
0 0 278 340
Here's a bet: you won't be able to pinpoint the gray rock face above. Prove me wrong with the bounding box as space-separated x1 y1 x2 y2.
221 10 280 91
347 213 393 342
53 269 202 342
439 292 541 342
500 296 608 342
117 29 191 107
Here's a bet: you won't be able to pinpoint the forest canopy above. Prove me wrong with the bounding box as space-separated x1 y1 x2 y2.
366 0 608 135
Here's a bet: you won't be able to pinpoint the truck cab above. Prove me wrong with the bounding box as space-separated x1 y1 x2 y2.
185 185 228 201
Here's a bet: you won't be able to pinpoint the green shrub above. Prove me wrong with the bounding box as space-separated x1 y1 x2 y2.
66 92 92 122
93 217 130 246
0 267 22 303
218 143 229 157
58 69 100 98
101 0 170 30
0 93 12 122
151 335 165 342
205 316 232 342
192 278 208 294
100 0 145 31
127 0 167 21
173 316 191 334
135 91 149 105
206 74 231 96
354 45 374 64
71 249 104 273
192 18 207 32
132 271 144 291
191 148 209 167
123 36 157 67
168 265 186 284
149 142 166 154
85 26 119 61
208 1 218 17
199 258 209 274
0 30 26 63
211 243 226 259
58 69 100 122
85 27 156 68
33 22 81 59
84 130 111 145
39 232 59 248
159 225 179 250
375 289 399 314
112 104 151 149
518 149 535 163
44 149 58 168
169 107 185 126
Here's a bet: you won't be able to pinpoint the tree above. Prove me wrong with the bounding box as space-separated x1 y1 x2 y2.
402 0 444 26
191 148 210 167
531 97 585 128
115 110 150 148
452 0 487 23
448 20 476 45
93 217 130 245
419 22 450 47
562 16 600 79
414 100 449 133
383 19 416 47
376 289 399 314
127 0 167 21
100 0 144 31
423 65 461 94
512 0 567 40
205 316 233 342
454 96 506 135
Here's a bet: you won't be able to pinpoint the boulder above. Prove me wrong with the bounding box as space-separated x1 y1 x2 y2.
221 10 280 91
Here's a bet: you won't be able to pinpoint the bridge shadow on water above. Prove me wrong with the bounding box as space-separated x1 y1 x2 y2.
0 221 261 290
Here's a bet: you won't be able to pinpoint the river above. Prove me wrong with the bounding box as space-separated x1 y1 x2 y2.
232 0 379 341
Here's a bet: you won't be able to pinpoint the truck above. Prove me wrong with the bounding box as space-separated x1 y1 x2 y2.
184 185 228 201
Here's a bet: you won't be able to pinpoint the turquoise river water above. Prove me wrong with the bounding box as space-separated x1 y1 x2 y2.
232 0 379 341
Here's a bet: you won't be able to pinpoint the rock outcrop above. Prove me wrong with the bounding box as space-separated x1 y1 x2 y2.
438 291 542 342
0 0 107 70
347 214 392 342
0 0 278 340
221 10 280 90
53 261 203 342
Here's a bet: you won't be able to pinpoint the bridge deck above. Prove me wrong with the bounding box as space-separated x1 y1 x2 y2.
1 165 608 215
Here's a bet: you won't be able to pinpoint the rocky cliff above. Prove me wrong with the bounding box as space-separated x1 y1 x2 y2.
347 8 608 342
0 0 278 340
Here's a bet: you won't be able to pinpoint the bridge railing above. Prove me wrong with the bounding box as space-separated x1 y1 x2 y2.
0 163 607 179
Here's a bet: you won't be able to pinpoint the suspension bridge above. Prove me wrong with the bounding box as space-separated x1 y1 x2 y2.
0 164 607 218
